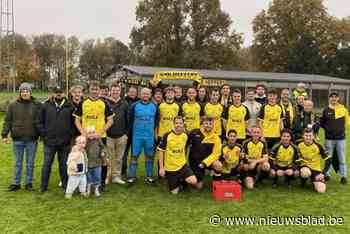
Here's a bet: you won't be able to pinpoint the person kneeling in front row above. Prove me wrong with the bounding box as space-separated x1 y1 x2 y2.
188 117 223 189
219 129 244 182
269 129 299 188
158 116 197 194
296 128 332 193
240 126 270 189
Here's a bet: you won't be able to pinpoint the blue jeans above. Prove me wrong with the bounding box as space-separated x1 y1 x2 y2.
12 140 37 185
324 139 347 178
87 167 101 185
40 144 70 190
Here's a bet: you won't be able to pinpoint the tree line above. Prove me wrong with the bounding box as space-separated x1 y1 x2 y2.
1 0 350 90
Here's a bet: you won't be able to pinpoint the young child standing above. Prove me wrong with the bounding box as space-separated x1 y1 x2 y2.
86 126 107 197
65 136 88 199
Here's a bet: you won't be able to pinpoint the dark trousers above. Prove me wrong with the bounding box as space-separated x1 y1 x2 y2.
40 144 70 190
101 138 107 187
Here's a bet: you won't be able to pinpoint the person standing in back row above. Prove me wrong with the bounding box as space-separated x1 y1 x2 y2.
2 83 42 192
180 87 203 133
255 84 267 105
280 88 294 130
69 85 84 141
204 89 224 137
258 89 284 151
220 84 232 109
36 86 75 192
321 92 349 185
73 81 114 191
107 83 129 185
122 86 139 176
127 88 159 186
223 89 250 145
243 88 261 138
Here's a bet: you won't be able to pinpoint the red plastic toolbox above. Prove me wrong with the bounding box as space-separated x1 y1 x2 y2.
212 180 241 201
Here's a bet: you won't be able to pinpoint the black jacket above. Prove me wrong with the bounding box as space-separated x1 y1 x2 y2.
70 98 83 137
1 97 42 141
294 111 320 139
255 96 267 105
188 128 222 166
107 98 129 138
320 105 348 140
36 98 75 146
125 96 140 106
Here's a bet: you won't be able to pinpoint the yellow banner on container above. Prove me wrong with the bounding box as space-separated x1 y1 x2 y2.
153 71 202 85
202 79 227 87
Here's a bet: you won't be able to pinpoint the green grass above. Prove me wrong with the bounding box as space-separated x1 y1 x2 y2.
0 113 349 234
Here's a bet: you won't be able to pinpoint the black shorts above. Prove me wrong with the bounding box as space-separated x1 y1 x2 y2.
241 164 258 179
300 167 323 182
273 165 293 171
165 165 195 191
222 167 241 180
189 160 205 182
189 159 216 182
265 137 280 151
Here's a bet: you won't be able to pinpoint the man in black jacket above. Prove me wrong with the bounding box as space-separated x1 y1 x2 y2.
36 86 75 192
107 83 129 184
321 92 349 185
2 83 42 191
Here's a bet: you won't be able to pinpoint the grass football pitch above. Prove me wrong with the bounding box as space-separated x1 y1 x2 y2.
0 113 349 233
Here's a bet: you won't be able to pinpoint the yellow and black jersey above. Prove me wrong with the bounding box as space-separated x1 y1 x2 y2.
180 102 203 132
157 102 180 137
258 104 284 138
270 143 299 168
158 131 188 172
297 140 331 172
221 144 242 174
242 139 268 160
223 104 250 139
188 128 222 167
204 103 224 135
73 97 114 137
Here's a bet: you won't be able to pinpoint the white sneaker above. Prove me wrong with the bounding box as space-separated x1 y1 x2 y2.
94 185 101 197
112 177 126 185
65 193 72 199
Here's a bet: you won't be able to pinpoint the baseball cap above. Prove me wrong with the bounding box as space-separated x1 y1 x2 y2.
329 91 339 97
52 86 64 93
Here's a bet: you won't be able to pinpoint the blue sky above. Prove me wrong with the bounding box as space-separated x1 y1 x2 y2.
15 0 350 46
